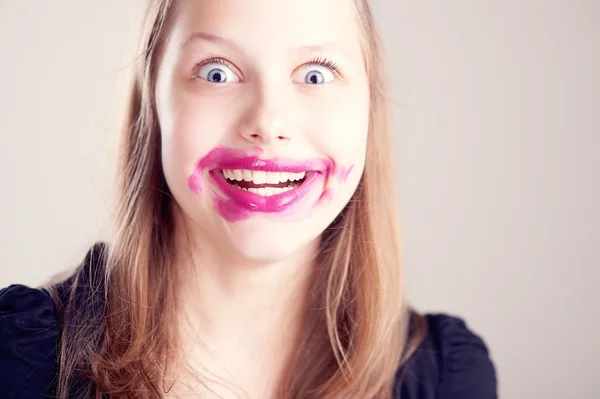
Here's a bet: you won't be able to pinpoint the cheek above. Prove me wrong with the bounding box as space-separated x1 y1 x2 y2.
305 91 369 207
159 92 233 177
158 95 223 202
307 89 370 173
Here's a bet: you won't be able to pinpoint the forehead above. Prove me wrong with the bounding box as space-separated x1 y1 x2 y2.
170 0 363 59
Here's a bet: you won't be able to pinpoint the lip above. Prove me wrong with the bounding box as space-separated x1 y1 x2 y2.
216 155 329 174
196 147 332 215
210 169 324 213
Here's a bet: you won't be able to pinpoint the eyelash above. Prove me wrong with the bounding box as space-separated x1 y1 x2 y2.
192 56 342 79
193 55 230 76
307 57 341 75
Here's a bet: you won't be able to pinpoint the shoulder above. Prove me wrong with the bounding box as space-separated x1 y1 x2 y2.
0 284 60 398
0 243 108 398
394 313 497 399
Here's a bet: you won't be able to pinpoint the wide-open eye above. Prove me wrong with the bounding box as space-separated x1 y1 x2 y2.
195 61 240 84
293 65 336 85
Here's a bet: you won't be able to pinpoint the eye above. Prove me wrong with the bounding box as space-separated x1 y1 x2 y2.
293 65 335 85
195 59 240 84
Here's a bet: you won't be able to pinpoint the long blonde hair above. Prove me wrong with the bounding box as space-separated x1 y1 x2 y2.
48 0 426 397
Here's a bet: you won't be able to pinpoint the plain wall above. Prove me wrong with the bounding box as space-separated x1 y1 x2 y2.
1 1 598 398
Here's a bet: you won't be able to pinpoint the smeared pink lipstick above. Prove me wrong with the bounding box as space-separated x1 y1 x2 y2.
188 147 335 221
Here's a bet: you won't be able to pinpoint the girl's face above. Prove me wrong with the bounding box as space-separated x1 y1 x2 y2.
156 0 370 263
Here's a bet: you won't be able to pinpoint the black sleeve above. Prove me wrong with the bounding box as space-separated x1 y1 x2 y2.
429 314 497 399
0 284 59 398
395 313 497 399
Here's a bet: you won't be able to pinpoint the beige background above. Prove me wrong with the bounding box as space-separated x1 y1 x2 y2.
1 1 598 398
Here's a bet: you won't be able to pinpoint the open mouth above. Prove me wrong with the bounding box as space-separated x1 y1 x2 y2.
220 169 310 196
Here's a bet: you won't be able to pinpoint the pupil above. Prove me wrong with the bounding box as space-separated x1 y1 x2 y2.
209 69 224 83
307 71 323 84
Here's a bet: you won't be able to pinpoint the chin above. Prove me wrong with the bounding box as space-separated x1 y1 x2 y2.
222 218 320 266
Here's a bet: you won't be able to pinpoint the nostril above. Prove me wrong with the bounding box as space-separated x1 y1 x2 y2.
245 133 287 142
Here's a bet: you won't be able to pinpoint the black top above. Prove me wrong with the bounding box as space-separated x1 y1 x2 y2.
0 254 497 399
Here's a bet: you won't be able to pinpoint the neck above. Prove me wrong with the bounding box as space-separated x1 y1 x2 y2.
174 217 319 357
171 220 319 398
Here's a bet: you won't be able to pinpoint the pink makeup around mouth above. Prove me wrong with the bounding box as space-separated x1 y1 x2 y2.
336 165 354 183
188 147 335 221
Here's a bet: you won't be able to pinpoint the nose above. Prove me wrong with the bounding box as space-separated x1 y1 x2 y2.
238 84 291 145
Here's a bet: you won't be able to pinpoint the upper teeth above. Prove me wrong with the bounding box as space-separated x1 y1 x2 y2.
222 169 306 184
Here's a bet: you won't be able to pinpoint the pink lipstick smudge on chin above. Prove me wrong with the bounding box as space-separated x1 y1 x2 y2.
336 165 354 183
214 196 252 222
188 173 203 194
317 164 355 205
318 188 334 204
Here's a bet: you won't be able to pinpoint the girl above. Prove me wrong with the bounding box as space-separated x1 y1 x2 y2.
0 0 496 398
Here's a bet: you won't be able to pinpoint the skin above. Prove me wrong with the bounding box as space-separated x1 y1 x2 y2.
154 0 370 396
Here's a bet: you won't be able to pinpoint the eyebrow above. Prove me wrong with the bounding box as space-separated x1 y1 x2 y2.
181 31 243 52
181 31 350 58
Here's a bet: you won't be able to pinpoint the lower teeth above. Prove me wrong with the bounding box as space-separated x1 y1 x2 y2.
232 184 297 196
